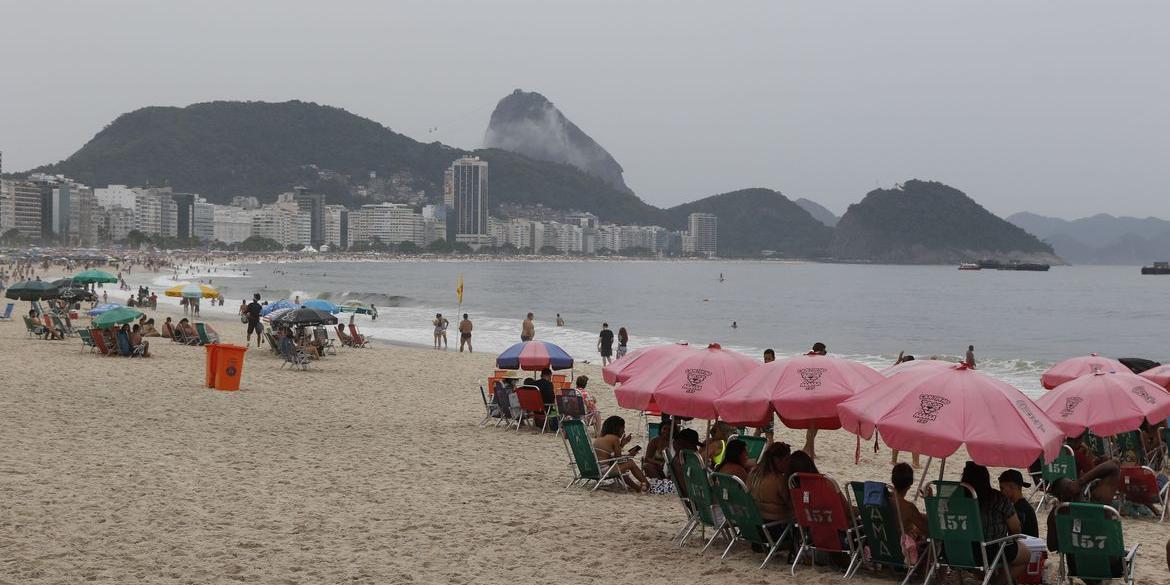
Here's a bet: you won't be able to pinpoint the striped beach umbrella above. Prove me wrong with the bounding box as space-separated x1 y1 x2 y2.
261 307 294 324
164 283 220 299
496 341 574 371
260 299 296 316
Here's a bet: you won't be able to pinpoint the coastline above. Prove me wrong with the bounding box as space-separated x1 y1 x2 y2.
1 265 1169 583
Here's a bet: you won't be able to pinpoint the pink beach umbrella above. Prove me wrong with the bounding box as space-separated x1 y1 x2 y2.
715 354 883 429
614 343 759 420
1035 370 1170 437
881 358 953 378
1041 354 1128 390
602 342 692 385
1139 365 1170 389
837 363 1064 468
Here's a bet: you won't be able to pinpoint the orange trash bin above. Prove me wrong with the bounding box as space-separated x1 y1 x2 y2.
204 343 221 388
213 344 248 391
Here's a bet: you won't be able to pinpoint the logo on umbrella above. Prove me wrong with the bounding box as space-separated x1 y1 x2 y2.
798 368 827 391
1060 397 1083 418
913 394 950 424
1131 386 1156 404
1015 399 1048 433
683 369 712 394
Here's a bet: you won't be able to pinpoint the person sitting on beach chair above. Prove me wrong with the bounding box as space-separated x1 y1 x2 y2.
130 324 151 357
335 323 353 346
593 416 650 492
176 318 199 344
161 317 175 340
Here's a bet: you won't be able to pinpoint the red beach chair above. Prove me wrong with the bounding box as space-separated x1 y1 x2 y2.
1120 465 1168 518
788 472 863 576
90 328 110 355
348 323 369 348
514 386 554 434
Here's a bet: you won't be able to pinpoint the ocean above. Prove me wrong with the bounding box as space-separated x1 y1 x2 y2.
151 259 1170 397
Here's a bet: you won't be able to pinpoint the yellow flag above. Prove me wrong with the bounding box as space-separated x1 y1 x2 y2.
456 274 464 305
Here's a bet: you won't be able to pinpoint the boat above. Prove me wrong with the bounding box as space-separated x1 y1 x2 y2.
1141 262 1170 275
958 263 981 271
977 259 1050 272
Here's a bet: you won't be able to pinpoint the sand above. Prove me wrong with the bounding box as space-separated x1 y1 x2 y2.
2 275 1169 584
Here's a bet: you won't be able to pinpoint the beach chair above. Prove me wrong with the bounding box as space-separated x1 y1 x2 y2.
1114 431 1148 466
52 315 74 337
710 472 793 569
561 418 633 492
514 386 553 433
740 435 767 463
264 331 281 355
648 421 661 440
23 315 47 338
1031 445 1077 512
78 328 98 353
788 472 864 577
1052 502 1138 585
0 302 13 320
1118 465 1168 520
278 336 311 370
492 382 517 428
847 481 925 583
666 451 700 545
348 323 370 348
90 329 110 355
313 327 336 355
923 481 1021 585
479 384 505 427
678 450 733 551
195 322 219 345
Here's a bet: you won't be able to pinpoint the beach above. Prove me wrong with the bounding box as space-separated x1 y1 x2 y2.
3 267 1170 584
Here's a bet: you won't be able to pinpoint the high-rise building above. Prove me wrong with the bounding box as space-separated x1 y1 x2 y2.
193 198 215 241
169 193 197 240
134 190 163 236
323 204 350 250
10 180 43 239
687 212 718 257
352 203 424 247
94 185 138 211
292 188 325 247
212 205 254 244
449 156 490 247
68 184 97 246
104 206 135 241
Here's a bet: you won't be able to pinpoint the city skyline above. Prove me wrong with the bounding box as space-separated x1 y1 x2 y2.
1 2 1167 219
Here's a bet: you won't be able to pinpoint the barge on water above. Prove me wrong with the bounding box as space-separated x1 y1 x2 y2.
1141 262 1170 275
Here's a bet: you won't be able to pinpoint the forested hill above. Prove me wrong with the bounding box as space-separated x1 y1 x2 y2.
830 180 1058 264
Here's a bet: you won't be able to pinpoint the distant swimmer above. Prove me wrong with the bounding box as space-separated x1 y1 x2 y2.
719 273 725 283
731 321 738 329
556 313 565 327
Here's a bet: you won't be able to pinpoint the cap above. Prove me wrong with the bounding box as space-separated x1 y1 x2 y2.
998 469 1031 488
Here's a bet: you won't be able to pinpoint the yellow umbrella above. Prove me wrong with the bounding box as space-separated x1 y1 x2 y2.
164 283 220 299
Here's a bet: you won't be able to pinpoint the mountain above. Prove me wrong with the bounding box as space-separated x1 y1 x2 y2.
1006 212 1170 264
483 89 631 193
830 180 1058 264
665 189 833 258
794 198 838 227
25 100 830 257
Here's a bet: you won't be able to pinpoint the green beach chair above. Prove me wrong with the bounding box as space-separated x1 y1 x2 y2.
78 328 98 353
923 481 1020 585
678 449 732 551
847 481 925 583
740 435 767 463
1053 502 1138 585
1114 431 1147 466
667 451 699 546
560 419 631 492
195 322 219 345
1032 445 1077 512
1084 431 1109 459
709 472 792 568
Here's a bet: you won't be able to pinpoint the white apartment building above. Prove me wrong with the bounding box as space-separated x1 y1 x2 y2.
193 199 215 241
352 202 424 247
252 206 304 247
104 206 135 241
94 185 138 211
134 190 162 236
687 212 718 257
323 204 350 250
213 205 255 244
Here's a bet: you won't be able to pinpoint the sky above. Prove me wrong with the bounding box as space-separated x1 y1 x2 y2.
1 1 1167 219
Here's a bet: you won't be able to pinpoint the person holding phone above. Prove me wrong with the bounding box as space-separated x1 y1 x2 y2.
593 416 650 492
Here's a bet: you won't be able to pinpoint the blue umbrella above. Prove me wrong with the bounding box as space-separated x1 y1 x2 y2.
301 299 339 314
260 299 295 316
87 303 123 316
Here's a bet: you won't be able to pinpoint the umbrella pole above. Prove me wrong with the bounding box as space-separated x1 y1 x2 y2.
914 457 934 503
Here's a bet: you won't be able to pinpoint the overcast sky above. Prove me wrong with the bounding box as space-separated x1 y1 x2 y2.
2 1 1167 218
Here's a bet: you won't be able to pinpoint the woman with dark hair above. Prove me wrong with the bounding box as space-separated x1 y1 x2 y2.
785 450 819 476
749 442 793 524
616 327 629 359
891 463 927 539
960 462 1028 580
593 416 650 492
716 439 751 482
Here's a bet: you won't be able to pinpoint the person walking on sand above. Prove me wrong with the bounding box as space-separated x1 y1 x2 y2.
245 294 263 347
521 312 535 342
965 345 976 369
432 313 444 349
598 323 615 366
616 326 629 359
458 313 473 353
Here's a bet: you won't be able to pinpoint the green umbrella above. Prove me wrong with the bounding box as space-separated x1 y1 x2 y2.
4 280 60 301
73 269 118 284
92 306 143 328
